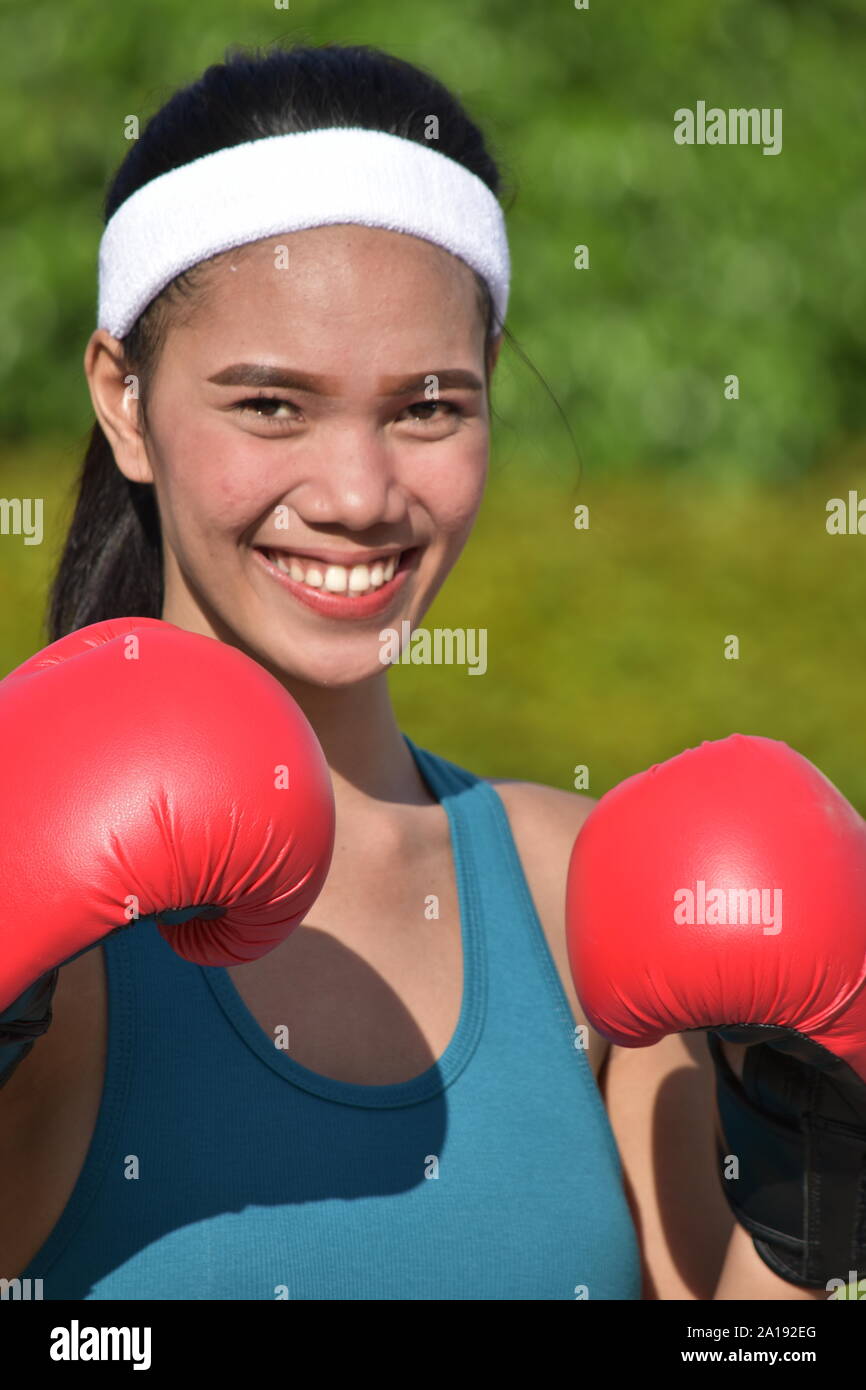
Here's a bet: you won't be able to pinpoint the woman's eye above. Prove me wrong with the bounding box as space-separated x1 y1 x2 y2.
231 396 462 427
402 400 461 423
234 396 299 421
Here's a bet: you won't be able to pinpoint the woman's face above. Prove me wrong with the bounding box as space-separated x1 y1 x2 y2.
104 224 499 688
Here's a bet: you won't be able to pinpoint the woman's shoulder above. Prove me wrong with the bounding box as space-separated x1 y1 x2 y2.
483 777 610 1078
484 778 597 888
485 776 596 834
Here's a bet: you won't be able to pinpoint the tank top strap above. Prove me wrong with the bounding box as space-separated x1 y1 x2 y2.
402 733 536 943
402 733 481 799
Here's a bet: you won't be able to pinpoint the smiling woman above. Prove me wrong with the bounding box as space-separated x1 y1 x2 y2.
0 38 822 1306
83 214 499 677
0 40 643 1303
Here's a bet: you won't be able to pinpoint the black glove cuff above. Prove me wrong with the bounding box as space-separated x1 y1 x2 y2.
707 1028 866 1290
0 968 59 1088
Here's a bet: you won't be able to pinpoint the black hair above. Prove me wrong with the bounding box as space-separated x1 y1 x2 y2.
48 41 517 640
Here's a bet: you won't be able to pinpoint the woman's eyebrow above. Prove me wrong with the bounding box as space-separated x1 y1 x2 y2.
206 363 483 394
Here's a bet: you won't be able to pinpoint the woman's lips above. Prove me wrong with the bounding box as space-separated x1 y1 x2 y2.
253 545 418 620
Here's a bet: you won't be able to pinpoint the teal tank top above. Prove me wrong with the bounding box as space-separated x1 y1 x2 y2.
20 736 641 1300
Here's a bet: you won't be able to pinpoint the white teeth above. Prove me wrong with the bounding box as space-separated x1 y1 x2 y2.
348 564 371 593
264 549 403 596
323 565 348 593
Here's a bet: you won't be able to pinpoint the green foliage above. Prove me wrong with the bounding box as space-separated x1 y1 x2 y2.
1 0 865 480
2 1 865 796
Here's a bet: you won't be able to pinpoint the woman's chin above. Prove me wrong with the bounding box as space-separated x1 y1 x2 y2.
249 640 399 692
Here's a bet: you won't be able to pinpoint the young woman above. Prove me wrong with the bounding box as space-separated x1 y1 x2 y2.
0 41 823 1300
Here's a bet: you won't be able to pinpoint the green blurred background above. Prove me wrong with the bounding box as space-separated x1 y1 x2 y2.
2 0 865 802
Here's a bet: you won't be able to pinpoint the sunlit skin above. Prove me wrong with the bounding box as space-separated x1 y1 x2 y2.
85 224 500 803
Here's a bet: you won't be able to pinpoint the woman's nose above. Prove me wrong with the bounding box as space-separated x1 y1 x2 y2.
285 426 408 531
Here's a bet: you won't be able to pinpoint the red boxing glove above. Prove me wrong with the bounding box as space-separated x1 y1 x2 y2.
566 734 866 1289
0 618 335 1075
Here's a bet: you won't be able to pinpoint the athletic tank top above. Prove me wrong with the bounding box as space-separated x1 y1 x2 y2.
19 736 641 1300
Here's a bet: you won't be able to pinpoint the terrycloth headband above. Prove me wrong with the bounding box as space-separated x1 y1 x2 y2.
97 126 510 339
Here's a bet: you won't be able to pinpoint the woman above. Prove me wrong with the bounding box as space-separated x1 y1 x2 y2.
0 41 822 1300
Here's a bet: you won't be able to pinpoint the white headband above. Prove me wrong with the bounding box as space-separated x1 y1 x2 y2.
97 126 510 339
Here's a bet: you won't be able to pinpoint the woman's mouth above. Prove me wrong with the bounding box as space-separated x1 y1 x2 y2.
253 545 419 619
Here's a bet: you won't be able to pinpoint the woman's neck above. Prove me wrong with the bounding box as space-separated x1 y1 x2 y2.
279 671 431 811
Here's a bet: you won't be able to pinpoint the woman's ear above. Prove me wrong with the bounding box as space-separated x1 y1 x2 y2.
83 329 154 484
